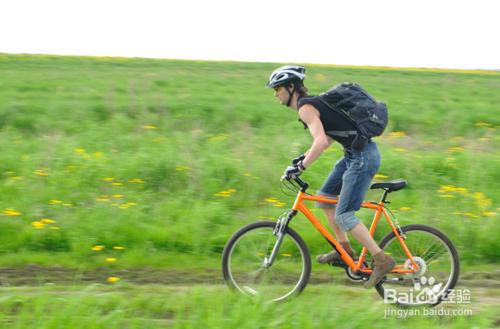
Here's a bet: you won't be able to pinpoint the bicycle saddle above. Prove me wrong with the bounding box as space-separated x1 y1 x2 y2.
370 179 407 192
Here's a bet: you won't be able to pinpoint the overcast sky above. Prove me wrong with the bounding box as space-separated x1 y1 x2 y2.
1 0 499 70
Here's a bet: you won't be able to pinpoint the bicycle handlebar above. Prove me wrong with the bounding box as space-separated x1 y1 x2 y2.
281 175 309 192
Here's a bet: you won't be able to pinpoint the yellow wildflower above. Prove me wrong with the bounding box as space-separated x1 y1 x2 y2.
439 194 456 198
41 218 56 224
473 192 492 209
374 174 389 179
400 207 412 211
389 131 406 138
447 146 465 153
106 257 117 263
112 182 123 186
92 245 105 251
437 185 468 194
142 124 157 129
112 194 124 199
107 276 120 283
113 246 125 250
31 221 45 229
243 172 253 177
103 177 114 182
49 199 63 205
74 148 86 154
3 208 22 216
96 195 110 202
482 211 496 217
265 198 279 203
116 202 137 209
215 189 236 197
128 178 145 183
34 169 49 177
475 122 491 127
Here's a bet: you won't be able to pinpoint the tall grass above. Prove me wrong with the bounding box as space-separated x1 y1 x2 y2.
0 284 495 328
0 54 498 270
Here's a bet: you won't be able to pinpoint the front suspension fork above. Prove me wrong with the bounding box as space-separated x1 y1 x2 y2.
263 210 297 268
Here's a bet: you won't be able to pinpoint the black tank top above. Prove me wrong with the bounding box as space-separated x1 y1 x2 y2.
297 95 357 149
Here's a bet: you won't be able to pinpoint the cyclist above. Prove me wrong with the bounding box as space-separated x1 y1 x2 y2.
267 65 394 288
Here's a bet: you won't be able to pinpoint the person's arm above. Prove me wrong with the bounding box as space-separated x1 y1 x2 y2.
298 104 332 169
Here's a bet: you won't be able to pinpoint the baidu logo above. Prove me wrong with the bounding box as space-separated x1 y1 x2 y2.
384 276 442 304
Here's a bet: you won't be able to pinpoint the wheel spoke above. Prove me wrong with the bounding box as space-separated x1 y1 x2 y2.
376 225 459 306
222 222 310 302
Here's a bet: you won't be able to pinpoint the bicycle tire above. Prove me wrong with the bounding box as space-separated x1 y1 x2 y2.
222 220 311 302
375 224 460 307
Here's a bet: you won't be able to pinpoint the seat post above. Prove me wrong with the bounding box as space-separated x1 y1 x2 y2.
380 189 390 203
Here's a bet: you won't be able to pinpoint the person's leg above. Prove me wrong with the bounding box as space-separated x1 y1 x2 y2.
323 207 348 242
349 222 381 255
316 157 356 263
333 142 394 287
317 207 355 263
335 142 381 241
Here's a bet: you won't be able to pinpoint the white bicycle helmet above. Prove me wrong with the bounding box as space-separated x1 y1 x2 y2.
266 65 306 88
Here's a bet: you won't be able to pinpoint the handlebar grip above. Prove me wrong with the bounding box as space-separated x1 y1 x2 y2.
280 175 309 191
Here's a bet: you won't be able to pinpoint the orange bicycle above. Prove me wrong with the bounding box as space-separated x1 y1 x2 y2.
222 176 459 305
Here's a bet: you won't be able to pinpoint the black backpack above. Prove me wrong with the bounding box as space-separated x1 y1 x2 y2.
318 83 388 149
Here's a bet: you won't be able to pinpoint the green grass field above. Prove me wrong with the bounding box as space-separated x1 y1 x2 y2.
0 284 498 328
0 54 499 327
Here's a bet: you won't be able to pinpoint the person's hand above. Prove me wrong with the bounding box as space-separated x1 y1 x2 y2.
283 165 302 180
291 154 306 166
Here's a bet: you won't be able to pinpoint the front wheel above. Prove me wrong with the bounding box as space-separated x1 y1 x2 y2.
222 221 311 302
375 224 459 307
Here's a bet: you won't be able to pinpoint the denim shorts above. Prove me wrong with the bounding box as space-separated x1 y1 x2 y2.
316 141 381 232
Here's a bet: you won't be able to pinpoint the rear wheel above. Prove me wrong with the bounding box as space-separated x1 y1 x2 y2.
222 221 311 302
376 224 459 307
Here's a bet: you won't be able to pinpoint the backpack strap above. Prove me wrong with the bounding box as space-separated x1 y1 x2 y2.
325 130 358 138
317 96 358 129
329 94 357 108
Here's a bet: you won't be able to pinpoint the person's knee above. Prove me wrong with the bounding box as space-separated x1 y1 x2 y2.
335 211 360 232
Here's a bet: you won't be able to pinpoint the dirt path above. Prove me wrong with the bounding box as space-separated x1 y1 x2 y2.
1 265 499 287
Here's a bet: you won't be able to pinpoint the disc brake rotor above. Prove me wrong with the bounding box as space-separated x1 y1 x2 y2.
404 256 427 279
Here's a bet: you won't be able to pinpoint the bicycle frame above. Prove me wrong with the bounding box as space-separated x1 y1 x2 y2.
291 189 420 275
